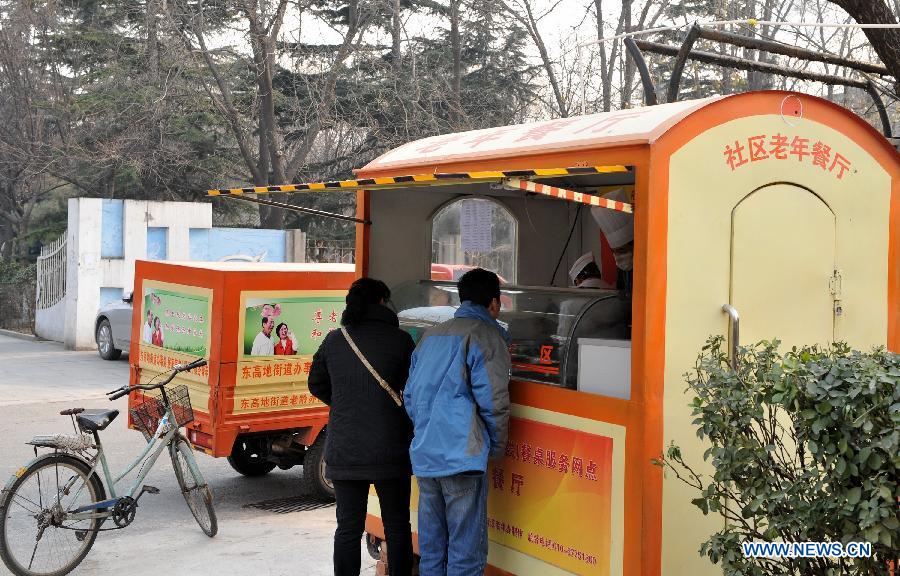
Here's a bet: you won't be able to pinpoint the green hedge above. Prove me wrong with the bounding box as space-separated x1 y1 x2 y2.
659 337 899 575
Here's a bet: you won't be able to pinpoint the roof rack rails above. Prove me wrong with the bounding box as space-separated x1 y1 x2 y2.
624 22 893 137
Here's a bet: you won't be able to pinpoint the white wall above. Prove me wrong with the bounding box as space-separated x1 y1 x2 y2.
35 299 67 342
63 198 212 350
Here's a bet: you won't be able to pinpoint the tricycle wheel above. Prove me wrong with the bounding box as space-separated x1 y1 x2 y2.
227 437 276 477
301 432 334 500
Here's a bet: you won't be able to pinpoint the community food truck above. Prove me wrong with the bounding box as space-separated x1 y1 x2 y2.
148 90 897 575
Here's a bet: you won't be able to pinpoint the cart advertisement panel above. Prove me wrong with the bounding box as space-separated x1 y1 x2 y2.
235 291 346 414
487 416 615 576
138 280 213 385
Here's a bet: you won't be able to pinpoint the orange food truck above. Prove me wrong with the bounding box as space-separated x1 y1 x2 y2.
129 262 355 498
151 89 896 575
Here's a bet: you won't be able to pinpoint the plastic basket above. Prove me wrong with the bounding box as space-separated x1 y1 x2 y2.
129 385 194 441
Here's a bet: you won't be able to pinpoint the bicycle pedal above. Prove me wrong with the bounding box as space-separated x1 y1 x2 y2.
75 530 88 542
140 485 160 495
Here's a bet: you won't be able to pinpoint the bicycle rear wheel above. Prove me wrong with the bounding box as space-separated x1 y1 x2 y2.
0 454 103 576
170 437 217 537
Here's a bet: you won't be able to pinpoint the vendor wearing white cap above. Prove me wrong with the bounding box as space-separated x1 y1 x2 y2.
591 188 634 273
568 252 607 288
591 188 634 292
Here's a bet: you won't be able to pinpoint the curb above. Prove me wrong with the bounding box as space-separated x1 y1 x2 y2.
0 328 42 342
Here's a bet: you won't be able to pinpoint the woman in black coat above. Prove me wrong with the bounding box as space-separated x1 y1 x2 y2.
308 278 415 576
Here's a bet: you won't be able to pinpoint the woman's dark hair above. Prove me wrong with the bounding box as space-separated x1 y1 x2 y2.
275 323 287 337
458 268 501 308
341 277 391 326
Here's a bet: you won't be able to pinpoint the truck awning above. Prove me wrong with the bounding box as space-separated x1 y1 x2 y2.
207 165 633 224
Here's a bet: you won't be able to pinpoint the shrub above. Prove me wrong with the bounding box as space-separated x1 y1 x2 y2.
0 261 36 284
658 337 899 575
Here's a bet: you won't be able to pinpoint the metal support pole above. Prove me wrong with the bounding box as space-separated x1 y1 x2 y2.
218 195 371 225
634 39 872 89
863 81 893 138
695 26 890 76
668 23 703 103
623 37 658 105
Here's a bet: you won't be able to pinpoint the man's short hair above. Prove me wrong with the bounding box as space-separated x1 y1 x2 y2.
261 317 270 326
458 268 501 308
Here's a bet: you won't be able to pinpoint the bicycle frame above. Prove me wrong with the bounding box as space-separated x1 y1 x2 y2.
63 398 204 523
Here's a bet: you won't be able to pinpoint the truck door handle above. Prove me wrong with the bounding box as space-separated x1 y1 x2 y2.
722 304 740 370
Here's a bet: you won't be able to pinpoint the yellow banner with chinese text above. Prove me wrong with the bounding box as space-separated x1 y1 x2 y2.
487 416 614 575
137 344 210 385
232 356 324 414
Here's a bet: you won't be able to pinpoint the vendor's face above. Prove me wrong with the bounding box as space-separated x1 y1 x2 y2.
278 324 289 339
263 319 274 336
613 242 634 271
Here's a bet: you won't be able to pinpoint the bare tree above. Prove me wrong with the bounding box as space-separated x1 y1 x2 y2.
826 0 900 94
501 0 570 117
0 2 71 259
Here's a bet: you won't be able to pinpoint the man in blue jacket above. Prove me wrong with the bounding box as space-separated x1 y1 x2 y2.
404 268 511 575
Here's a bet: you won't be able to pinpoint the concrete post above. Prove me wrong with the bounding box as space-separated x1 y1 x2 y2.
64 198 104 350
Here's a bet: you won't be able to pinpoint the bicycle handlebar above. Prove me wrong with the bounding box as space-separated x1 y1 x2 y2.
106 359 208 401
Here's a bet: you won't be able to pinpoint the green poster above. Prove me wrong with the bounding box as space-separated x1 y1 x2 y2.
142 288 209 356
243 296 346 357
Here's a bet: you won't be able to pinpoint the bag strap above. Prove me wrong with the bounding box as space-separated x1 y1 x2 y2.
340 328 403 407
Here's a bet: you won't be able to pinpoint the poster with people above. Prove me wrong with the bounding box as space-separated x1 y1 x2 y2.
235 291 346 415
241 294 346 358
138 280 213 385
142 286 210 356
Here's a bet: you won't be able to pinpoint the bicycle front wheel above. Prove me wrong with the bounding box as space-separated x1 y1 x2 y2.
0 454 103 576
170 437 217 537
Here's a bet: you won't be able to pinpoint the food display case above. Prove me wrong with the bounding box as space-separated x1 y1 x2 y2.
392 280 631 389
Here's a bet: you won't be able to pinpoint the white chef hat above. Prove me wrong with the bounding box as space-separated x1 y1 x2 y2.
590 188 634 249
568 251 596 283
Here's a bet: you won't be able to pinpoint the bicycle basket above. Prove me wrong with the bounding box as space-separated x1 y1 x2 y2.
129 385 194 442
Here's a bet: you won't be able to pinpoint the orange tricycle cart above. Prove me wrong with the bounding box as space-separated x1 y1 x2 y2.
206 90 898 575
129 261 355 497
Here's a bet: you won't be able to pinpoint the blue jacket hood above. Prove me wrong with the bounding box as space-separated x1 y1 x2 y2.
454 301 511 344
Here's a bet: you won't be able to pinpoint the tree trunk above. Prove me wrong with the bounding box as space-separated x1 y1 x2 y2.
513 0 568 117
450 0 463 126
828 0 900 94
620 0 634 108
392 0 402 75
603 7 627 111
146 0 159 79
245 3 287 229
594 0 612 111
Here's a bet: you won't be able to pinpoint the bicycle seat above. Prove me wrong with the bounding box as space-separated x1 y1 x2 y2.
77 409 120 432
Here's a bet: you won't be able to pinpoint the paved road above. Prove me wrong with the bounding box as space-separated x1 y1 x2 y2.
0 334 377 576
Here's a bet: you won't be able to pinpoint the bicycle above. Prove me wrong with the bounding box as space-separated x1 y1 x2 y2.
0 358 217 576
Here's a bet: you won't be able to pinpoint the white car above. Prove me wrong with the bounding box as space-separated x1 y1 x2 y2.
95 293 133 360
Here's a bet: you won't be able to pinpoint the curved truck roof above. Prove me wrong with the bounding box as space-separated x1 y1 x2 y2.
358 97 721 175
356 91 896 178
